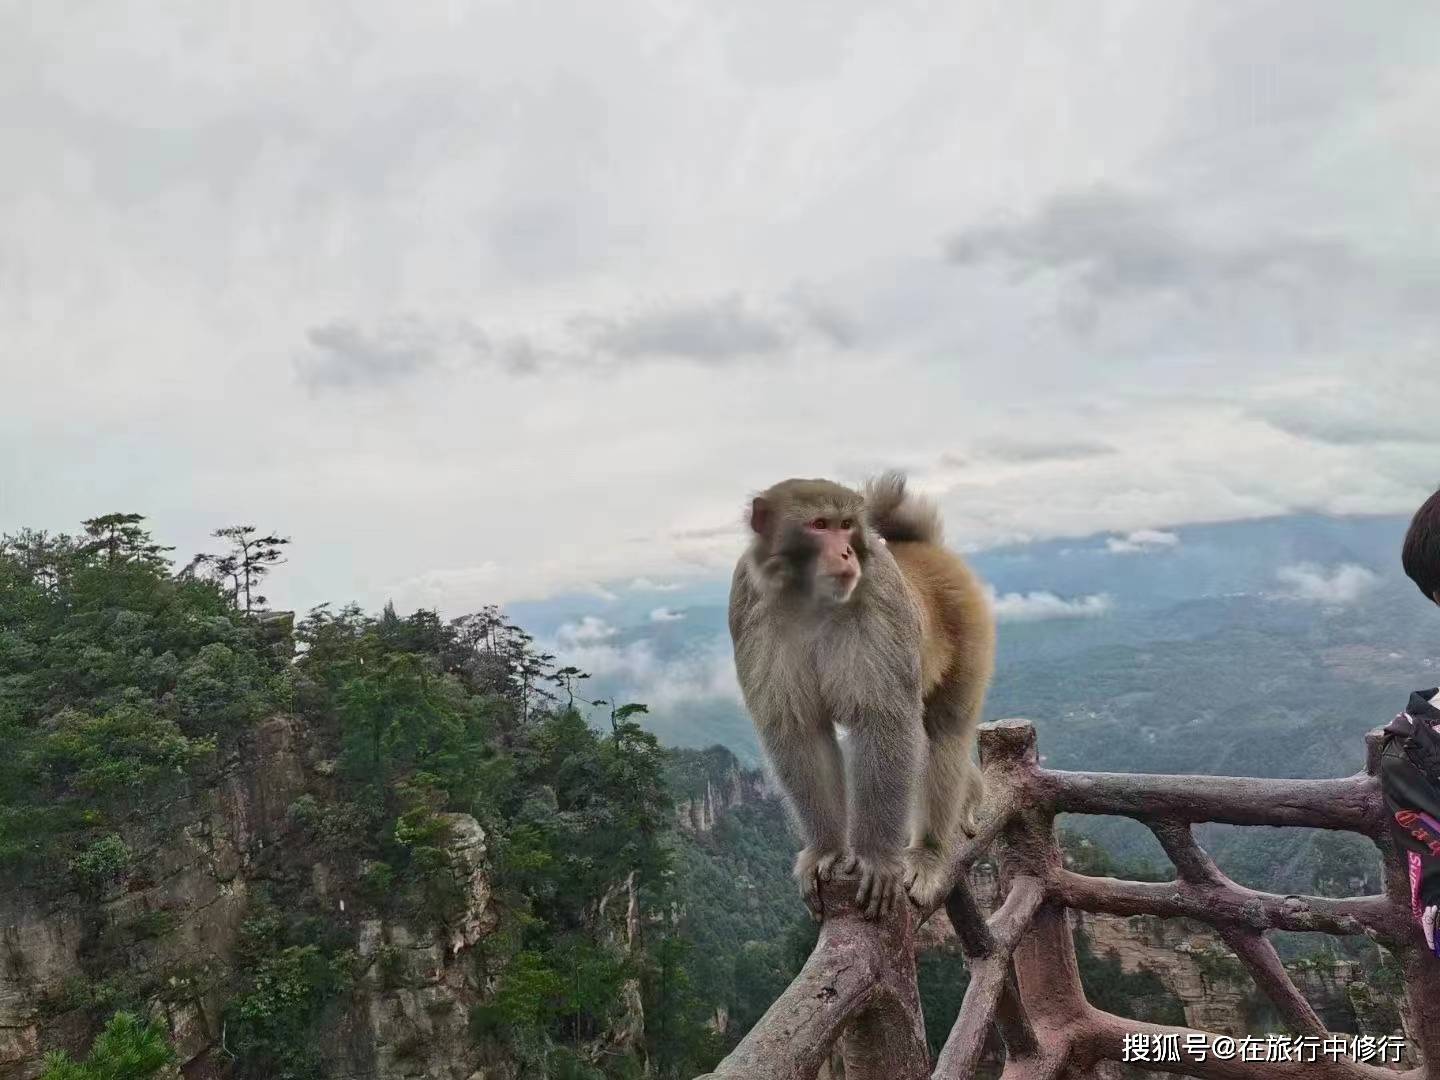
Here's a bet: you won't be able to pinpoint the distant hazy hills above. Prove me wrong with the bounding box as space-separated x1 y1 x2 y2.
514 512 1430 754
510 511 1434 893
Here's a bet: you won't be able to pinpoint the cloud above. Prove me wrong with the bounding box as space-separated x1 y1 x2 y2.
1276 562 1379 606
974 438 1116 466
6 3 1440 620
629 577 681 592
1105 529 1181 555
296 317 485 389
670 523 744 541
987 588 1114 622
575 294 793 363
649 606 685 622
944 186 1356 306
394 562 631 609
555 615 619 645
934 183 1438 370
1248 382 1440 448
543 633 742 714
299 294 843 392
296 316 569 390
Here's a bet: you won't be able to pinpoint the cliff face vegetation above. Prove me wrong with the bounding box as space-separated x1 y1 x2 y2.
0 517 724 1079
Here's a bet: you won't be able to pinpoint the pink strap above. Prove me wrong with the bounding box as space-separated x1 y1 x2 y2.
1410 850 1424 921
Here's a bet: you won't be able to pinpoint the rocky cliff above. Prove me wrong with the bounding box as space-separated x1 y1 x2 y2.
670 748 771 836
674 768 770 835
0 716 498 1080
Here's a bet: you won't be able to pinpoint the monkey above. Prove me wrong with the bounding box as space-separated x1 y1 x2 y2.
727 471 995 919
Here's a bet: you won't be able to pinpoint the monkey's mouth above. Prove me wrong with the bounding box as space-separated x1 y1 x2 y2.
820 573 860 604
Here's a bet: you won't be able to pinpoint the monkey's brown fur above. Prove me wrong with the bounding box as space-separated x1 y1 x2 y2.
728 471 995 918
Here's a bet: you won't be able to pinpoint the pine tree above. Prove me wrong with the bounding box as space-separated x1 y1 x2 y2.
192 525 290 615
79 513 174 569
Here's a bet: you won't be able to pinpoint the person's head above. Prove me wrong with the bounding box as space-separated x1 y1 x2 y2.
1403 486 1440 606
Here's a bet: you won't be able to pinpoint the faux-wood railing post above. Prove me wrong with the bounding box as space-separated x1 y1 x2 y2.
696 876 928 1080
972 719 1081 1079
838 871 929 1080
697 718 1431 1080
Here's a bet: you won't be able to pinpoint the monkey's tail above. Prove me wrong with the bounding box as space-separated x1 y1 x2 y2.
863 470 944 544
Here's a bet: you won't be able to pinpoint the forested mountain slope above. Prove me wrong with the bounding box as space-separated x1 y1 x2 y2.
0 518 723 1079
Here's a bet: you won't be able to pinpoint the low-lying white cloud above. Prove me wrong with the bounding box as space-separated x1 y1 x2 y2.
555 615 619 645
543 632 742 715
1106 529 1181 554
1276 562 1379 606
987 588 1114 622
630 578 682 593
649 606 685 622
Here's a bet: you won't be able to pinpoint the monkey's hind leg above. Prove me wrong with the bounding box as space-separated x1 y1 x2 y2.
904 726 984 909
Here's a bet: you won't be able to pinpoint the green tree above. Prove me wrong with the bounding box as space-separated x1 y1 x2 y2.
79 514 173 570
40 1011 176 1080
2 515 740 1078
643 933 723 1077
224 903 355 1080
0 518 288 878
193 526 290 616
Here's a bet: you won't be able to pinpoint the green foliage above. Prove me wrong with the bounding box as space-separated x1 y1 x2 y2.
917 947 972 1054
224 901 355 1080
1191 944 1248 987
668 782 805 1019
0 514 766 1078
642 933 724 1078
1075 928 1187 1025
0 517 290 880
40 1010 176 1080
1308 830 1383 896
285 593 717 1075
1059 828 1170 881
41 705 214 798
191 526 290 616
68 835 133 895
726 939 793 1034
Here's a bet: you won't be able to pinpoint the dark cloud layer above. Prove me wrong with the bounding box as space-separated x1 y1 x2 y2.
944 187 1357 302
298 318 490 389
1249 385 1440 448
298 293 845 391
574 294 790 363
976 437 1116 465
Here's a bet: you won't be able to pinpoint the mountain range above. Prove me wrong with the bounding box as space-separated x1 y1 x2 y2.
510 510 1436 891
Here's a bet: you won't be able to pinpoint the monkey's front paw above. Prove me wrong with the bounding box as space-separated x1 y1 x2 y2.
837 851 904 920
903 847 950 910
793 846 845 919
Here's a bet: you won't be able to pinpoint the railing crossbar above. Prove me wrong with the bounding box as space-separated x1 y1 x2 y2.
698 719 1431 1080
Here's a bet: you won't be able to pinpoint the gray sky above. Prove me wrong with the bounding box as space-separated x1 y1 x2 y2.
3 2 1438 615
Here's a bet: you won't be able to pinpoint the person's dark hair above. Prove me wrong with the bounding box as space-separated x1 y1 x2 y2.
1402 487 1440 604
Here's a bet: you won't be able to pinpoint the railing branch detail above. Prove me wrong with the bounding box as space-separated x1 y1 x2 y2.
697 718 1428 1080
933 874 1043 1078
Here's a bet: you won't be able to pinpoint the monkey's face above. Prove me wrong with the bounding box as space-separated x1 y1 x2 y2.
800 513 862 603
750 480 867 605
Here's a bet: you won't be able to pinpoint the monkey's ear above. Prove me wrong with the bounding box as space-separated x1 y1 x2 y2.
749 497 771 535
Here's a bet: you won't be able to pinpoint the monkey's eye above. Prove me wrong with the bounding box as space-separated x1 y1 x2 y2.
840 518 853 530
810 517 828 530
